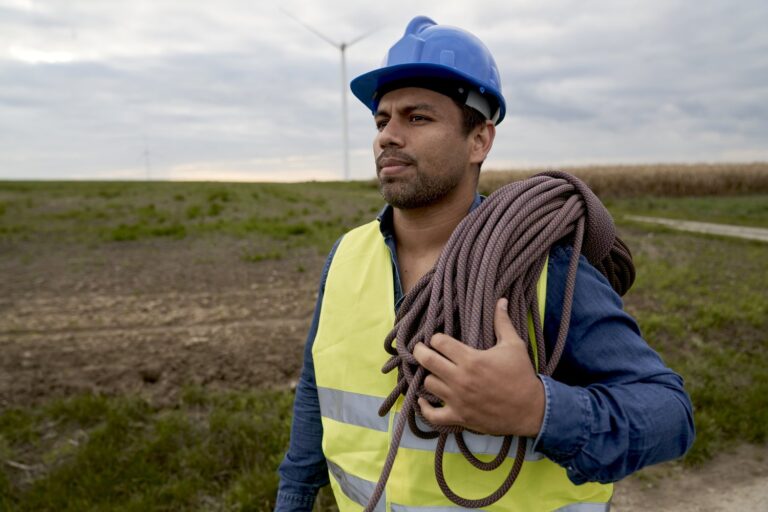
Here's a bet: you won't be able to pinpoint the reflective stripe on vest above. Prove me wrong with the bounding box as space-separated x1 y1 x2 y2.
318 387 389 432
319 385 543 461
329 458 610 512
328 459 386 512
313 220 613 512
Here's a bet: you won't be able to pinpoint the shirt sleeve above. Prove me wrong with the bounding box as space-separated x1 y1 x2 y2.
533 244 695 484
275 238 342 511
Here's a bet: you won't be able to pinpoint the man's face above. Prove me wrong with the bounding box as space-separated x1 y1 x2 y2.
373 87 475 209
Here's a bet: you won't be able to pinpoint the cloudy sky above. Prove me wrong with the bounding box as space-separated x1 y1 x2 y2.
1 0 766 181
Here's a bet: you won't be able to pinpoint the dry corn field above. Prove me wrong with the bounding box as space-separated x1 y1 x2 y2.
479 162 768 197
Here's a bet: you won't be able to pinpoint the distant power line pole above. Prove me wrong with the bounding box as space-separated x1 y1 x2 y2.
142 134 152 181
282 10 377 181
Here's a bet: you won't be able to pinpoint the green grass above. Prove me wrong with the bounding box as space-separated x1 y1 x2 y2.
0 181 382 254
607 195 768 228
0 389 294 511
242 249 283 262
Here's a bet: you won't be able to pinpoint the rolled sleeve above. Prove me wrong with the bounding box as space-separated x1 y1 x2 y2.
534 375 593 482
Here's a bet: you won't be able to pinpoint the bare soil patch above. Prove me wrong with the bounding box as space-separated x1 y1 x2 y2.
0 238 325 408
613 444 768 511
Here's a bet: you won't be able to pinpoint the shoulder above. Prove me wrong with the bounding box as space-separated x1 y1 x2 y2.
547 243 616 293
320 218 384 284
545 243 627 332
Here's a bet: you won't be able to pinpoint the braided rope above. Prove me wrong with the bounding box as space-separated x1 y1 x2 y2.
363 172 635 511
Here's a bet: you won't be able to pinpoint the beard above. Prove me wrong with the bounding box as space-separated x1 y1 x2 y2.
376 152 465 210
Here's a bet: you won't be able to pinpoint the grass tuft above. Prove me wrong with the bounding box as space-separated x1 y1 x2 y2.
242 250 283 262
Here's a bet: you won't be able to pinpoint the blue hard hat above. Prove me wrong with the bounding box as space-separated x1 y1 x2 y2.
350 16 506 124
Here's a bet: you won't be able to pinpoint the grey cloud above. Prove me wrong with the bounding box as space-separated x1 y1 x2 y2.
1 0 766 180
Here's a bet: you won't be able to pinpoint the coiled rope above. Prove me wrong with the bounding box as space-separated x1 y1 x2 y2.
363 171 635 510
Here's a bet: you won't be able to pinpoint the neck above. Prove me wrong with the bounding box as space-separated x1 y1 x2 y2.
393 186 476 257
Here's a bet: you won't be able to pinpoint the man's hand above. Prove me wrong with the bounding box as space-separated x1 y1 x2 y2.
412 298 546 437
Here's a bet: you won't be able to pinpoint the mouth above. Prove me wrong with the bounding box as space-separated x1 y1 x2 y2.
377 154 415 177
379 162 411 176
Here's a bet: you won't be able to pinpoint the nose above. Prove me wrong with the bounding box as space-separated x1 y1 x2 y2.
376 117 405 149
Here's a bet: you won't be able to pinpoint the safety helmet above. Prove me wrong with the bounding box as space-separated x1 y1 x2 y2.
350 16 506 124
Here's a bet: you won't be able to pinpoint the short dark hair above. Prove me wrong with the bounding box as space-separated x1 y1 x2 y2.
454 102 489 173
458 103 487 137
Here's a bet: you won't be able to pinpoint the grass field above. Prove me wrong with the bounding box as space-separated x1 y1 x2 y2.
0 180 382 257
1 165 767 510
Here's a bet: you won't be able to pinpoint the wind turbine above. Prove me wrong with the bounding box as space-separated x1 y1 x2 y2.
282 10 377 181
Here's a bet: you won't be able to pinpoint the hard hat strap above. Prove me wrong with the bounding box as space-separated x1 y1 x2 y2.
464 89 499 124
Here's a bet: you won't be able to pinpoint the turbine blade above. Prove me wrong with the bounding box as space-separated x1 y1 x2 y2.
347 25 380 47
280 8 339 48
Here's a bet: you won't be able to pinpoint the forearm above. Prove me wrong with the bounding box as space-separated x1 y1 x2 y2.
276 241 341 511
276 338 330 511
275 376 328 510
534 372 694 484
539 244 695 483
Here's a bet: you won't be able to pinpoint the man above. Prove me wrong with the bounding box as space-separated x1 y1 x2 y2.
276 16 694 512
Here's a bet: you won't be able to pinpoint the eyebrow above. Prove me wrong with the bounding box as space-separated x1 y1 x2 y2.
374 103 439 117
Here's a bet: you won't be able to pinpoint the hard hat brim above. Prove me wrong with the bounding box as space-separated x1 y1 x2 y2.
350 63 506 125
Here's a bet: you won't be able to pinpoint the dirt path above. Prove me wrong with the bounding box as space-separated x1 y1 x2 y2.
613 444 768 511
625 216 768 242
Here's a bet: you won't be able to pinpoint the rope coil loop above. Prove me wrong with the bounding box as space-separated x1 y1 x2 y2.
363 172 635 511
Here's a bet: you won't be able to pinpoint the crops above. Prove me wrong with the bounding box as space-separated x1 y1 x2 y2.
479 162 768 198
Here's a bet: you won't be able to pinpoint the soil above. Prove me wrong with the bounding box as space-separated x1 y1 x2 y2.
613 444 768 511
0 238 324 408
1 237 766 510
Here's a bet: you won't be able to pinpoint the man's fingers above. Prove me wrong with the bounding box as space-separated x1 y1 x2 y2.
422 373 451 402
494 298 522 346
418 397 459 426
429 332 471 362
413 342 456 379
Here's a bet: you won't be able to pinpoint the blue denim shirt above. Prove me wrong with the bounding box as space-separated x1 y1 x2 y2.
275 195 695 511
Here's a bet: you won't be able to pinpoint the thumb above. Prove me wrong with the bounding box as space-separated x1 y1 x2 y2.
494 298 521 345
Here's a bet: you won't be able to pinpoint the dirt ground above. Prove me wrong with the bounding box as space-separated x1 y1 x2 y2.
1 238 766 510
0 238 322 408
613 443 768 511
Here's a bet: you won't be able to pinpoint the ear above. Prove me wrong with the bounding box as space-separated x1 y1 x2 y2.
469 120 495 165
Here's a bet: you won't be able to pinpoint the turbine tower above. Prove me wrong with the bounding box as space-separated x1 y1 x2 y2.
283 10 376 181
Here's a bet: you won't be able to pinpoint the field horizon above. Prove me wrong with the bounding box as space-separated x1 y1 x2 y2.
3 161 768 187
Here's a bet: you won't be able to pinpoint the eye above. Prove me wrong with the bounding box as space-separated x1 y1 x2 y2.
410 114 426 122
375 119 388 131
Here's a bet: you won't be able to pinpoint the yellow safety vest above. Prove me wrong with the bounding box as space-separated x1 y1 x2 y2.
313 220 612 512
